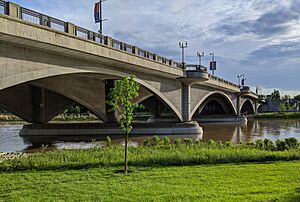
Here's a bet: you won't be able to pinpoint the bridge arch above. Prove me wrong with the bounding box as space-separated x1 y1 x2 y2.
240 99 255 115
190 91 237 120
0 68 182 122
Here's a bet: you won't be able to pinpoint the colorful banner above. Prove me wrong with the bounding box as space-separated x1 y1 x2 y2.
94 2 101 23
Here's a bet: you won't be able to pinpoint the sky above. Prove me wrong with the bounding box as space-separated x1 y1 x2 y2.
12 0 300 96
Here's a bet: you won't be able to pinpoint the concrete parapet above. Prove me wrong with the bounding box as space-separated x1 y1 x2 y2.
66 22 75 35
8 2 20 18
106 36 113 47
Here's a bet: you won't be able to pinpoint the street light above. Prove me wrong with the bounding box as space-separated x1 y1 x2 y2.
209 52 216 75
179 41 188 67
197 51 204 66
237 74 245 88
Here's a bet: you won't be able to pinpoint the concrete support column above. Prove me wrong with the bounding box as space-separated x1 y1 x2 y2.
32 86 46 124
182 84 191 122
133 46 139 55
105 36 113 47
236 96 241 116
105 79 117 123
8 2 20 18
67 22 76 35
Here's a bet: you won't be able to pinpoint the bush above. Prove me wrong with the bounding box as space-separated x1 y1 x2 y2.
143 137 151 147
183 138 193 146
263 139 275 150
151 136 160 146
275 139 288 151
162 136 171 146
207 139 216 146
224 141 232 147
174 138 182 147
255 139 264 150
105 136 112 147
284 137 298 149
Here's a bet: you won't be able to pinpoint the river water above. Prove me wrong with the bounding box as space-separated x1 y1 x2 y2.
0 119 299 152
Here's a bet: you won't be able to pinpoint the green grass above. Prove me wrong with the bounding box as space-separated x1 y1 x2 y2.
0 161 299 201
255 112 300 119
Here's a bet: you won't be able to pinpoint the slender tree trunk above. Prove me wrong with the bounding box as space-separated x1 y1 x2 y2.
124 129 129 174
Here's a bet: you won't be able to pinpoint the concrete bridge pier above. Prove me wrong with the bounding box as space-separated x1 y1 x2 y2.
182 84 191 122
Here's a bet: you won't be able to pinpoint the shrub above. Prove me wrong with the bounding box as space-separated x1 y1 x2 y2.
174 138 182 147
275 139 288 151
245 141 255 147
183 138 193 146
284 138 298 149
207 139 216 146
151 136 160 146
162 136 171 146
255 139 264 150
224 141 232 147
105 136 112 147
143 137 151 147
263 139 275 150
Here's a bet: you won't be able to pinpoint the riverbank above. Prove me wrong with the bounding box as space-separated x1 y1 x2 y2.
255 112 300 119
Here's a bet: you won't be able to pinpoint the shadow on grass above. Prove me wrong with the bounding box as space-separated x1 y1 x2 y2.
283 188 300 202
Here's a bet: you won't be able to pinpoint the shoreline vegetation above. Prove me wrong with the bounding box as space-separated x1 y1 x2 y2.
254 112 300 119
0 137 299 172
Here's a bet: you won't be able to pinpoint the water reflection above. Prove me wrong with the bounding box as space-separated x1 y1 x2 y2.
0 119 299 152
200 119 300 144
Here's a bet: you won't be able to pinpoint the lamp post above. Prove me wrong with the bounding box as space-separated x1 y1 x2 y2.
209 52 216 75
97 0 107 34
237 74 245 88
197 51 204 66
179 41 188 68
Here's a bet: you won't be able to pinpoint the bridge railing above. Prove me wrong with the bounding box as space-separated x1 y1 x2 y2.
0 0 6 14
20 7 67 33
208 74 240 88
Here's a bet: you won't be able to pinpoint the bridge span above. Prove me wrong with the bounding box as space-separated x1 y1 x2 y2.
0 1 260 134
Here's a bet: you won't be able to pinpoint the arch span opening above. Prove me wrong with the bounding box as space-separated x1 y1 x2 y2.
193 93 236 118
241 100 255 115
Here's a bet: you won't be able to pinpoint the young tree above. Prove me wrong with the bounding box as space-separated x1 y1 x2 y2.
107 75 141 174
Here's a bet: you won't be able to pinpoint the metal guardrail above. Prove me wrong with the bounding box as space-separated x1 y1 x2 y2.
0 0 243 90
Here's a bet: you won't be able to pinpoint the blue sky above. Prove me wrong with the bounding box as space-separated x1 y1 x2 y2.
12 0 300 96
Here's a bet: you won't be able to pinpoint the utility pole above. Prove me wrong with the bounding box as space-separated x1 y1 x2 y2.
197 51 204 66
179 41 188 68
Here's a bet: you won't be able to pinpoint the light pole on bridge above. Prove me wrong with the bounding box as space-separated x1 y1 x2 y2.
179 41 188 68
197 51 205 66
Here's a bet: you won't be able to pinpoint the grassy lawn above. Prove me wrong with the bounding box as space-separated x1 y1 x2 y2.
0 161 299 201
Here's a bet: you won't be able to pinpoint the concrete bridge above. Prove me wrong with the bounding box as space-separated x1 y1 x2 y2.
0 1 259 130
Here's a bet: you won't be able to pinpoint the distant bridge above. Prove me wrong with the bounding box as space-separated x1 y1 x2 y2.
0 1 261 125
